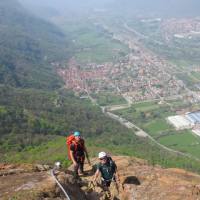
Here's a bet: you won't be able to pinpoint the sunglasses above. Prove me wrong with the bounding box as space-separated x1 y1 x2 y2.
99 157 107 161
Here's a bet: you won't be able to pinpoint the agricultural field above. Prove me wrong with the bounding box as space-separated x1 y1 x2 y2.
91 92 127 106
144 119 173 136
166 99 189 108
130 101 162 112
57 19 129 64
157 130 200 159
74 31 129 64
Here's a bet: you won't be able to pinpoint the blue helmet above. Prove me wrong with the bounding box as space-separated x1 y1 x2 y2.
74 131 81 137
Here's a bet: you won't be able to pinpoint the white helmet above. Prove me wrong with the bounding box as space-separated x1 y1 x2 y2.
98 151 107 159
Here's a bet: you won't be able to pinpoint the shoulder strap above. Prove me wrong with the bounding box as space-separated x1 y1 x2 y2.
71 140 78 151
108 157 116 171
107 157 113 164
72 139 85 151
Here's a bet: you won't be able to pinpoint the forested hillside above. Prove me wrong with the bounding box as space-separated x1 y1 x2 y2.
0 85 122 151
0 0 70 89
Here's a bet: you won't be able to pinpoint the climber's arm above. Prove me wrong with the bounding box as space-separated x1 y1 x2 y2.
93 169 100 182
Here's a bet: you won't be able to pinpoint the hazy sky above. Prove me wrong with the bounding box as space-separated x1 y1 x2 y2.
18 0 200 18
19 0 114 11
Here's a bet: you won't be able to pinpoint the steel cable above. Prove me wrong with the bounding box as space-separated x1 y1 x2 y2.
50 168 71 200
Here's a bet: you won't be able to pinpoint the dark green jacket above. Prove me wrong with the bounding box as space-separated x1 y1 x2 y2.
97 157 117 180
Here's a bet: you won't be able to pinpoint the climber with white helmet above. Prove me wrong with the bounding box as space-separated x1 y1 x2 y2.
93 152 120 190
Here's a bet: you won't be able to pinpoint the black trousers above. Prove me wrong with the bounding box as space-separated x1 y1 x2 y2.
102 179 112 187
74 156 85 175
102 176 116 188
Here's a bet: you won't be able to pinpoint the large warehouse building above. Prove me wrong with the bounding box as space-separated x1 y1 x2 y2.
167 115 192 130
167 111 200 136
186 111 200 125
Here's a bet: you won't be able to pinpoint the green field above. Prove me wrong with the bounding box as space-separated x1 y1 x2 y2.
144 119 173 136
74 31 128 63
58 19 129 64
131 101 161 112
158 130 200 159
91 92 127 106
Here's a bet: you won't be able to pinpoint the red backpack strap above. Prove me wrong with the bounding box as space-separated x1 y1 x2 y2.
66 135 75 160
71 140 78 151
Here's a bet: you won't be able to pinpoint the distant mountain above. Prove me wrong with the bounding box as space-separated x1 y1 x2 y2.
0 0 70 89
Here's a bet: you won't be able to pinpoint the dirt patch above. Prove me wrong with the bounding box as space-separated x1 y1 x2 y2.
0 172 47 198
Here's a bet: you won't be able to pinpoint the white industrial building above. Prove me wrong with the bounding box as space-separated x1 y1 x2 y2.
167 111 200 136
167 115 192 130
186 111 200 125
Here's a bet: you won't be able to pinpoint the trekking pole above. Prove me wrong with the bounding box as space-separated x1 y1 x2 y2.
86 154 91 166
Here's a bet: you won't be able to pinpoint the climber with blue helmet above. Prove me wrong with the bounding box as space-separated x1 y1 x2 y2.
67 131 90 177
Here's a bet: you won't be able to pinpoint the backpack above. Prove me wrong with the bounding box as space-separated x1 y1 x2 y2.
66 135 85 160
107 157 116 172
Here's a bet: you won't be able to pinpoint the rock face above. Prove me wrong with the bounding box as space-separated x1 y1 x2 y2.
113 156 200 200
0 164 86 200
81 156 200 200
1 157 200 200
